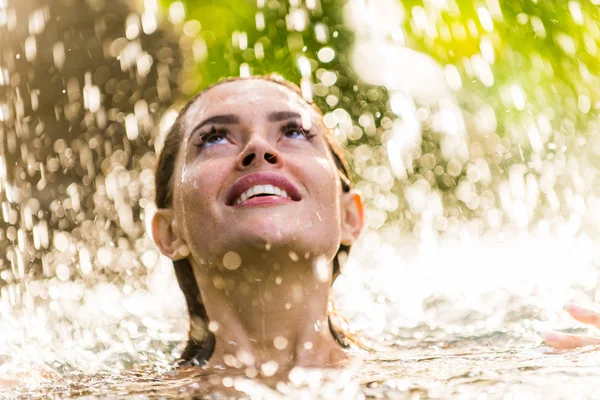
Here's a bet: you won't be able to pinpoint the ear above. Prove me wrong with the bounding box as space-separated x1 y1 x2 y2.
152 208 190 260
340 190 364 246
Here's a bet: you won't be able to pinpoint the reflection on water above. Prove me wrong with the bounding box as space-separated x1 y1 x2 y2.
1 0 600 398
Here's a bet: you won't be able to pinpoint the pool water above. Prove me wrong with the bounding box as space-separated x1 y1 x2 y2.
2 235 600 399
3 337 600 398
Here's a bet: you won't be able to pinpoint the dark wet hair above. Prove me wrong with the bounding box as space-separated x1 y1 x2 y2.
154 75 354 366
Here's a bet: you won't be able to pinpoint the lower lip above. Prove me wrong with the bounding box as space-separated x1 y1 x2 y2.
233 196 294 207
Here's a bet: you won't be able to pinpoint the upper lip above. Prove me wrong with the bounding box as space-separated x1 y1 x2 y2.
225 172 302 206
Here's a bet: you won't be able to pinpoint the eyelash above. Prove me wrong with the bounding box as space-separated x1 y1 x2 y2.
194 126 227 148
281 122 316 139
194 121 316 149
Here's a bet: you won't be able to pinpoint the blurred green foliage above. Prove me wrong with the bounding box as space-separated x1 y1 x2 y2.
165 0 351 87
160 0 600 232
163 0 599 130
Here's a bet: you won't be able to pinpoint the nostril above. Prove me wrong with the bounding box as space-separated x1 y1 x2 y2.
265 153 277 164
242 153 255 167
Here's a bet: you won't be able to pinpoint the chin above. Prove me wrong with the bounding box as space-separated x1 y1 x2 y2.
229 224 339 260
232 223 294 248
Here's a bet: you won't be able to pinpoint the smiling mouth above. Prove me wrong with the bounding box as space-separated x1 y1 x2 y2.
234 184 290 206
226 172 302 206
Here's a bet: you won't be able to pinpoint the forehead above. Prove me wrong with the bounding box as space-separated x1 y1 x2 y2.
184 80 313 125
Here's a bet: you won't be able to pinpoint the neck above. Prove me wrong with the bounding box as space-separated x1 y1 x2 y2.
192 256 347 372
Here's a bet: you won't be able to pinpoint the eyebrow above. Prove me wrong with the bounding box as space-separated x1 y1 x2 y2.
267 111 302 121
191 114 240 134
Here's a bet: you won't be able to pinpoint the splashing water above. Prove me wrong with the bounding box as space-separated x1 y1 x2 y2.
2 0 600 398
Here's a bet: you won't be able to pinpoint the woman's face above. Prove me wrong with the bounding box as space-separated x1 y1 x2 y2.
169 80 352 267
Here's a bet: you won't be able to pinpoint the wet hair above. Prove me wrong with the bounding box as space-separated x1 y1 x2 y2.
154 75 354 366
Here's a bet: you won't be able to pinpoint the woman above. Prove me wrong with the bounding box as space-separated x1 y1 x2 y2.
152 74 364 375
150 73 600 390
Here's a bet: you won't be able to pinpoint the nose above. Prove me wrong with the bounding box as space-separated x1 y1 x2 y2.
236 135 281 169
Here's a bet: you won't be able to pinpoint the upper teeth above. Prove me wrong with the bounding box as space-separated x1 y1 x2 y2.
235 184 289 205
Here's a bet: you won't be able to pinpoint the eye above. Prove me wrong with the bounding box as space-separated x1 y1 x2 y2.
195 127 228 148
281 122 314 140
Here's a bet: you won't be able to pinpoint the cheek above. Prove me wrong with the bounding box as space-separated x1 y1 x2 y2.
175 159 230 232
295 153 342 227
308 155 340 203
175 159 234 262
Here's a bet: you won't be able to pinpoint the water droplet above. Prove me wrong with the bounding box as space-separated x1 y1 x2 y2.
53 231 69 252
477 7 494 32
236 350 255 366
168 1 185 24
212 275 226 290
317 47 335 63
223 354 242 368
141 11 157 34
140 250 158 268
297 56 311 77
222 251 242 270
124 116 139 141
24 36 36 61
312 255 329 282
260 360 279 377
569 1 584 25
273 336 288 350
208 321 220 332
288 251 299 262
240 63 251 78
55 263 70 282
221 376 234 387
255 12 265 31
125 14 140 40
183 19 201 37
